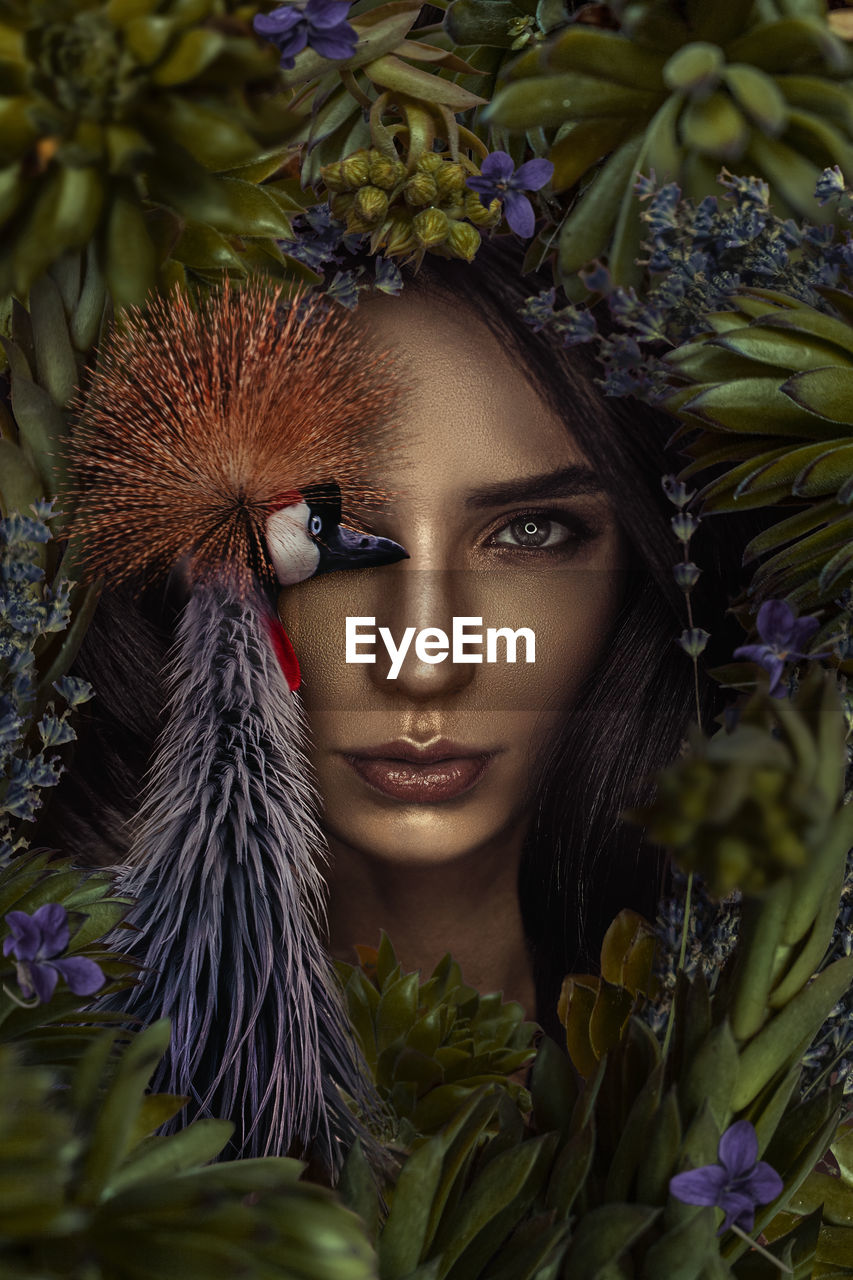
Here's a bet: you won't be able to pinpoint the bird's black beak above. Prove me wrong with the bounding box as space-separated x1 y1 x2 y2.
315 523 408 575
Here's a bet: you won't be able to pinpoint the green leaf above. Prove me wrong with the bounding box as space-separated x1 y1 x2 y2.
605 1062 665 1201
150 28 226 85
485 72 660 130
679 93 750 160
28 275 78 409
0 440 43 519
558 134 644 279
563 1203 661 1276
544 1118 595 1217
635 1088 682 1205
77 1019 177 1202
782 365 853 423
379 1136 444 1277
435 1132 560 1278
542 27 667 91
733 956 853 1110
365 52 487 108
339 1137 382 1244
530 1035 578 1139
104 1119 234 1197
640 1206 717 1280
681 378 846 438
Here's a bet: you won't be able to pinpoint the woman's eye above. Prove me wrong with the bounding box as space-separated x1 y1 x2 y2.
489 514 585 551
309 514 323 536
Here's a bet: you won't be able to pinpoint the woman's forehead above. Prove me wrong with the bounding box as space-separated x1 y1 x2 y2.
354 288 593 480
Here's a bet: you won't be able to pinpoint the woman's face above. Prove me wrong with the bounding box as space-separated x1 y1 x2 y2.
277 286 628 867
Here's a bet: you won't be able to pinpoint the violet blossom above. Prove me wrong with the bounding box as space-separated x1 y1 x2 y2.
669 1119 783 1235
465 152 554 238
3 903 105 1004
733 599 826 697
253 0 358 71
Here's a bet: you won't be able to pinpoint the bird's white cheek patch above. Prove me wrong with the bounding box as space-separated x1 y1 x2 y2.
266 503 321 585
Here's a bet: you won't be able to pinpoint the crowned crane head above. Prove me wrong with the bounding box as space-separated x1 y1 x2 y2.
266 480 407 587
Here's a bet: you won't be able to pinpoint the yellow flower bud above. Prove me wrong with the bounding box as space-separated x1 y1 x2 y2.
368 151 406 190
329 191 355 220
354 185 389 224
434 161 467 199
321 160 347 192
404 172 438 206
445 218 481 262
340 149 371 188
382 212 417 257
416 151 444 175
412 207 449 247
464 190 502 227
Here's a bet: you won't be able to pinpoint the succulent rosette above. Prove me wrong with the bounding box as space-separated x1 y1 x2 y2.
0 0 311 308
479 0 853 290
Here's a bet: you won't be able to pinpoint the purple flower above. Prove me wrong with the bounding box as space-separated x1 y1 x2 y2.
3 903 105 1005
465 152 554 238
253 0 358 71
733 599 826 697
670 1120 784 1235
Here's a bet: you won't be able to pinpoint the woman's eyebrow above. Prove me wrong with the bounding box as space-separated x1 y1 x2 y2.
464 464 604 509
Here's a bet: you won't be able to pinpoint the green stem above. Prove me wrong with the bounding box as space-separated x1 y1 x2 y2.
729 1224 791 1274
662 870 692 1061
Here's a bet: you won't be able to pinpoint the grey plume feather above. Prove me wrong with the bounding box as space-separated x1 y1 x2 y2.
97 581 395 1180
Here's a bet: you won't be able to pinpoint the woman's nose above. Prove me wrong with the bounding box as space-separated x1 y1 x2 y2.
367 567 477 700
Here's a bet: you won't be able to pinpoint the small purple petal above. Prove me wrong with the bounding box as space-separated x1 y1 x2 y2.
465 175 500 201
52 955 106 997
510 158 554 191
718 1120 759 1178
28 961 59 1005
31 903 70 957
788 614 820 651
503 189 536 237
254 7 304 35
732 643 770 664
308 28 358 58
743 1162 784 1205
718 1189 757 1235
756 599 796 647
307 0 354 28
480 151 515 182
4 911 42 961
669 1165 729 1206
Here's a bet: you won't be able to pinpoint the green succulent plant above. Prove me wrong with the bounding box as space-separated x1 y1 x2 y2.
334 931 539 1148
0 1019 380 1280
282 0 488 190
481 0 853 290
0 0 315 309
629 666 852 901
660 287 853 653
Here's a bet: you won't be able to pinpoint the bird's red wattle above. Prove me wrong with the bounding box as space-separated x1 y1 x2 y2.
265 614 301 692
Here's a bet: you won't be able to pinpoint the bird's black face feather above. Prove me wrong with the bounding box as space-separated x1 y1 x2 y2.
300 479 408 575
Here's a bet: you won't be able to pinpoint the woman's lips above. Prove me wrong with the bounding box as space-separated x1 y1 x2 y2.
341 741 497 802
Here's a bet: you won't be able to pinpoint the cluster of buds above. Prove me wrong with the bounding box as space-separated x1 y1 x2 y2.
321 147 501 263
